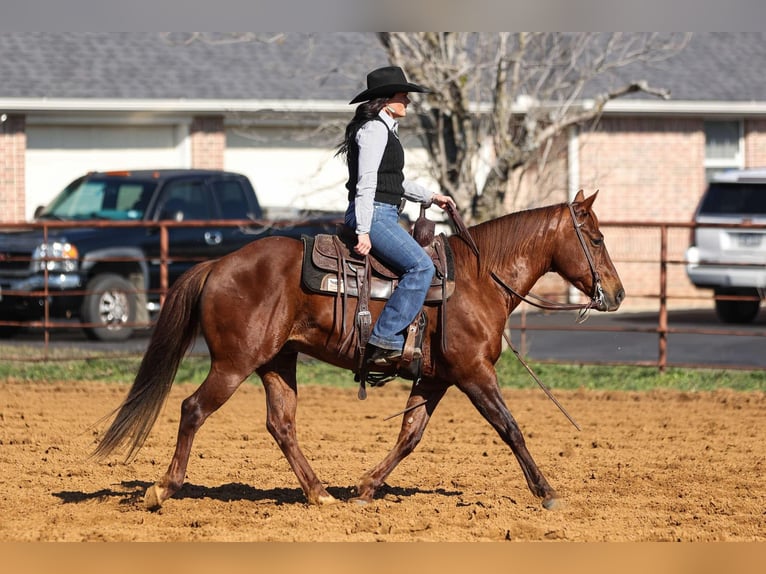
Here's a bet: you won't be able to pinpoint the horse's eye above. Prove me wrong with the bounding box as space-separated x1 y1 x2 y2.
591 236 604 247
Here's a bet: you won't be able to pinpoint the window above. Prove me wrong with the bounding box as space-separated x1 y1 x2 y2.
158 180 211 221
44 178 155 220
704 120 743 182
211 179 255 220
699 183 766 216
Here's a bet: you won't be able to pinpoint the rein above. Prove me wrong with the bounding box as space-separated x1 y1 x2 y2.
502 329 581 431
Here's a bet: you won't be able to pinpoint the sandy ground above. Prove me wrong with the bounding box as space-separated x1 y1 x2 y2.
0 379 764 542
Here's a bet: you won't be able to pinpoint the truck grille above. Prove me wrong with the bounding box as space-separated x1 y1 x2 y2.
0 251 32 274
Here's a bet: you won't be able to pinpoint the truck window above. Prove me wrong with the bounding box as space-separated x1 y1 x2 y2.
157 180 212 221
700 183 766 216
211 179 253 220
42 178 155 220
115 184 146 210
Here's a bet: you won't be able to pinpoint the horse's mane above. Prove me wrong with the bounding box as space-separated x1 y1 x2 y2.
466 203 563 276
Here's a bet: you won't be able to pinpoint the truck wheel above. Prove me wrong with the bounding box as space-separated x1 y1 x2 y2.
81 273 137 341
714 291 761 324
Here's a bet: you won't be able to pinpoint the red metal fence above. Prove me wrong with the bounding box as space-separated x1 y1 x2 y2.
2 219 765 369
0 218 288 347
510 220 766 371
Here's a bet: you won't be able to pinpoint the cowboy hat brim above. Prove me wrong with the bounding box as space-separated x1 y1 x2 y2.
349 82 430 104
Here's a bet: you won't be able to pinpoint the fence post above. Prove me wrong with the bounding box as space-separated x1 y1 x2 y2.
658 224 668 372
160 223 169 308
42 221 50 357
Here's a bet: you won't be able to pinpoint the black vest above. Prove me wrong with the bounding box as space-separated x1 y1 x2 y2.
346 117 405 205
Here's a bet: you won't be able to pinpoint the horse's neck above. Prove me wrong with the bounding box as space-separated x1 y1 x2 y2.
471 206 559 294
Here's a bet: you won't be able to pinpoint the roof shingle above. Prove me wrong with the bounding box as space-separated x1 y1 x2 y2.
1 32 764 103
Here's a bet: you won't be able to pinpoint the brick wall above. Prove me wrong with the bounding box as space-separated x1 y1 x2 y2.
0 114 26 223
503 120 709 311
575 117 706 310
578 117 706 223
745 119 766 166
506 135 571 303
569 117 766 311
190 116 225 169
505 133 570 212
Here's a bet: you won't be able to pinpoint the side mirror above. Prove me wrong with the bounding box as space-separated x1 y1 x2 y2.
33 205 46 219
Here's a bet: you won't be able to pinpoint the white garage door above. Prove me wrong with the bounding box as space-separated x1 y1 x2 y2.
224 126 349 214
25 124 188 220
224 125 438 222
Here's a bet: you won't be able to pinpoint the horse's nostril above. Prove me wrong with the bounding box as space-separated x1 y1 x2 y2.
616 289 626 305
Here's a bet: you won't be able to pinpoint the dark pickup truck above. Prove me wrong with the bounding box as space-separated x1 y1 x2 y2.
0 169 343 341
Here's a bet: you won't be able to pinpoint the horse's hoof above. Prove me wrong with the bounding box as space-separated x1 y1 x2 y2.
144 484 164 511
542 496 563 511
316 494 338 506
348 497 371 506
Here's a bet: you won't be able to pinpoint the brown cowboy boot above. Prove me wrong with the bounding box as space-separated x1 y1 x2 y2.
366 343 422 367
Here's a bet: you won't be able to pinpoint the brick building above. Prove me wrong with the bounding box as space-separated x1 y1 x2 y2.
2 32 766 310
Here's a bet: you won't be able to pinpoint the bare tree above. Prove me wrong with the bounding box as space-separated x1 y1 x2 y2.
378 32 691 222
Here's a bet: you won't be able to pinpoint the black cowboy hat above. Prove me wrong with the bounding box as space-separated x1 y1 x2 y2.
349 66 430 104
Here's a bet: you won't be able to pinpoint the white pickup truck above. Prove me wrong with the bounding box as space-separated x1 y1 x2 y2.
685 168 766 323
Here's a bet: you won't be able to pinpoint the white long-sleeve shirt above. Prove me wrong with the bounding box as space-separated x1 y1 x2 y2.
351 110 434 234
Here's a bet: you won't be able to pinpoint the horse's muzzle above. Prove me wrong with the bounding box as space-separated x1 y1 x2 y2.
601 286 625 312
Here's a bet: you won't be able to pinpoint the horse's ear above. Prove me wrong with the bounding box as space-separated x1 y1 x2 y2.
573 189 585 202
577 190 598 211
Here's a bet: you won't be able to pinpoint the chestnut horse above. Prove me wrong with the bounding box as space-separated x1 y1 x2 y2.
94 190 624 510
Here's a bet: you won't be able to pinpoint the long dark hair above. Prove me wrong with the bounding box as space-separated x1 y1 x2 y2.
335 97 389 160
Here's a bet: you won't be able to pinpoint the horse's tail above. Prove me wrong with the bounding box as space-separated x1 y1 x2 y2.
92 259 216 462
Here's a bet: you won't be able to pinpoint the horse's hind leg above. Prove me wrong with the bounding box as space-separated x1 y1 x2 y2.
353 382 447 503
144 365 246 510
258 352 336 506
457 373 560 509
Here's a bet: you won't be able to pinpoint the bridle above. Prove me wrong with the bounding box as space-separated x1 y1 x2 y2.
490 201 606 322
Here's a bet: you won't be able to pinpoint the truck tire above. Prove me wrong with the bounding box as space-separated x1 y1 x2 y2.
81 273 137 341
714 290 761 324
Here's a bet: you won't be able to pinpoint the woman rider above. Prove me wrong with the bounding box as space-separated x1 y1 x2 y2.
337 66 455 367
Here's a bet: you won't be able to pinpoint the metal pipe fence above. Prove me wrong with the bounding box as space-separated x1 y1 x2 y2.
2 219 765 370
509 220 766 371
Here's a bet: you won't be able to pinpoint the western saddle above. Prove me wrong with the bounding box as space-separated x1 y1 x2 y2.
301 209 455 398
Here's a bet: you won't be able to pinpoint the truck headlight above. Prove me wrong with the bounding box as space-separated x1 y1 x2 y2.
32 241 79 272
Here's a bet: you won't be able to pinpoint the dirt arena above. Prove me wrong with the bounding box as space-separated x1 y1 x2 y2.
0 378 764 542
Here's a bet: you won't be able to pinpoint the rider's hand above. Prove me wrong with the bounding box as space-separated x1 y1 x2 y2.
431 193 456 210
355 233 372 255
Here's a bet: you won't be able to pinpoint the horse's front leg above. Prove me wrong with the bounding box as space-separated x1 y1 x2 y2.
259 354 336 506
353 383 447 503
456 368 561 510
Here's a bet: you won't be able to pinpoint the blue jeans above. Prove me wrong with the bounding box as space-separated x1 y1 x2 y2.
346 201 435 350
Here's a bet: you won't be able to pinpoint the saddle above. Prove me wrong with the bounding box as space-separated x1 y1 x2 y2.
304 230 454 302
300 211 455 397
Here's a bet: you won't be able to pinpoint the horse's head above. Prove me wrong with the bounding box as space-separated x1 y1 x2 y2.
551 190 625 312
